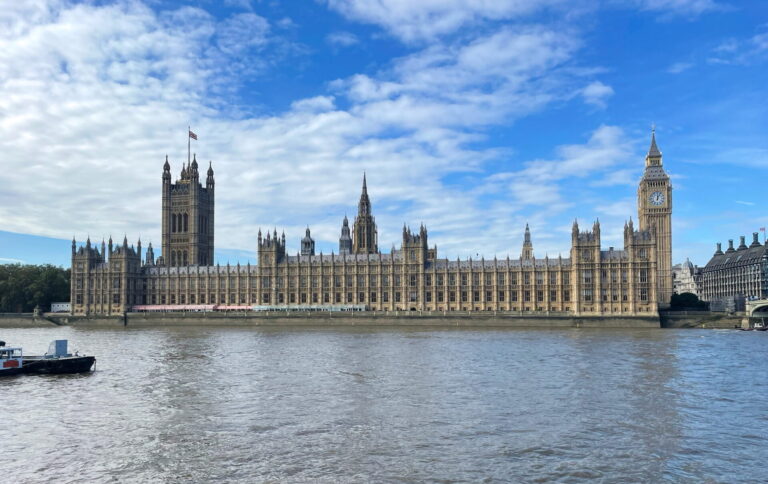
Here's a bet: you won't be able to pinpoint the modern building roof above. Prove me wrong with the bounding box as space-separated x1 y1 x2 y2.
704 236 768 272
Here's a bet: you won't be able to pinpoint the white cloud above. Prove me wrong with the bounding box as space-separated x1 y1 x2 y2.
323 0 723 43
0 0 640 263
591 168 639 186
326 31 359 47
224 0 255 10
324 0 565 43
216 13 271 55
627 0 721 16
709 30 768 65
289 96 337 113
506 125 633 183
580 80 614 108
484 126 633 204
336 26 583 131
667 61 693 73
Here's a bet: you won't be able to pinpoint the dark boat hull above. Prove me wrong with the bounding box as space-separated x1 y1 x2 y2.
22 356 96 374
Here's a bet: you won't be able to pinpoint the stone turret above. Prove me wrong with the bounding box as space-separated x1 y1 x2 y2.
258 227 286 266
339 215 352 255
301 227 315 256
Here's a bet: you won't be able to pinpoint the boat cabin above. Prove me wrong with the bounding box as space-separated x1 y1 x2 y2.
1 346 23 370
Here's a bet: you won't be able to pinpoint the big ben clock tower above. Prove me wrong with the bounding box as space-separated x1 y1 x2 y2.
638 128 673 309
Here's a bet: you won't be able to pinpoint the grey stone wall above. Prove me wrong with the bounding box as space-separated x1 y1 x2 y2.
41 311 660 329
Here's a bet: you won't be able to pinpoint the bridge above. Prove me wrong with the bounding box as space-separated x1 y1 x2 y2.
742 299 768 328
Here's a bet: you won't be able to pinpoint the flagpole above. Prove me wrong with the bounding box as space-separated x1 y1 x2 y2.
188 125 191 166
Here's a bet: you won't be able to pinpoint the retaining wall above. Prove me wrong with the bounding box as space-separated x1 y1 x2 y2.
659 311 743 329
41 311 661 329
0 313 59 328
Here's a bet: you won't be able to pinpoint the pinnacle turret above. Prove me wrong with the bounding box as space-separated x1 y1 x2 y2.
339 215 352 255
648 127 661 158
206 161 215 188
521 223 533 259
645 126 663 168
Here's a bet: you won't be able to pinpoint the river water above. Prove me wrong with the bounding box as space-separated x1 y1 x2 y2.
1 326 766 483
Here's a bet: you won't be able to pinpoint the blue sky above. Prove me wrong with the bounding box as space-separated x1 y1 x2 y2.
1 0 766 268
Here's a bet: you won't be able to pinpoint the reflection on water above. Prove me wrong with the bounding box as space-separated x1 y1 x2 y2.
2 326 766 482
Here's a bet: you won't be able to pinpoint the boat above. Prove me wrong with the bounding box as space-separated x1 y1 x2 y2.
0 341 23 376
754 321 767 332
0 340 95 375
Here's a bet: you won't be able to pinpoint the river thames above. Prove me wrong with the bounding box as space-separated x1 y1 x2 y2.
2 326 766 483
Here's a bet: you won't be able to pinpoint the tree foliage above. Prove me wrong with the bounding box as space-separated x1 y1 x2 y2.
0 264 70 313
670 292 707 310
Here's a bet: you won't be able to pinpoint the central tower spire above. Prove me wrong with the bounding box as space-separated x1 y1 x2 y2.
352 173 378 254
358 172 371 216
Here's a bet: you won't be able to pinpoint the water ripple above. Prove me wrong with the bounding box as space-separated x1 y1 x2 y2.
1 327 767 482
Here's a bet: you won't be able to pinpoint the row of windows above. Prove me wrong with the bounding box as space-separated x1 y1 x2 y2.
170 214 210 235
138 273 579 288
76 294 121 304
578 248 649 260
75 288 651 309
76 268 651 292
580 288 648 302
582 269 647 283
122 289 577 305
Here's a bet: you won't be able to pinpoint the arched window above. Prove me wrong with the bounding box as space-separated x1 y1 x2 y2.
184 213 188 233
171 251 176 266
171 214 176 233
183 251 188 266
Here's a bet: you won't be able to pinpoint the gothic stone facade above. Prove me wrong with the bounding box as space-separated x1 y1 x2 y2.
70 132 672 316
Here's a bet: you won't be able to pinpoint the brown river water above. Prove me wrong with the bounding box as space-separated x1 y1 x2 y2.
1 326 766 483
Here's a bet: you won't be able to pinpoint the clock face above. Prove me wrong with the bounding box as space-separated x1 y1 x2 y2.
649 191 665 206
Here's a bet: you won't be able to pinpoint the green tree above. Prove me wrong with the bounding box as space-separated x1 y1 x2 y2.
0 264 70 312
670 292 707 310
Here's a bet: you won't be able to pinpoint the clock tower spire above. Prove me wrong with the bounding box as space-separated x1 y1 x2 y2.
637 127 673 309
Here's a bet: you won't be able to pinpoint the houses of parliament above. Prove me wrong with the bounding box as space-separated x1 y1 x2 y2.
70 132 673 316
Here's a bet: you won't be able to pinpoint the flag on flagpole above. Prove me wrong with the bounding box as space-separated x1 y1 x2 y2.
189 130 198 140
761 227 766 232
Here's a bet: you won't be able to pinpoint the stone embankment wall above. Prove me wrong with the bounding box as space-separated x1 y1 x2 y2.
38 311 661 329
0 313 60 328
659 311 744 329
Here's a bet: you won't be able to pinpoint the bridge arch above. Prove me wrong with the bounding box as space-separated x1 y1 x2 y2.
749 303 768 317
